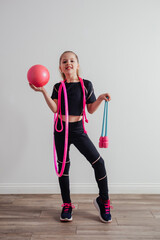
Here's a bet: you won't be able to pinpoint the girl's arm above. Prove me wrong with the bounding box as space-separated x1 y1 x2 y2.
87 93 111 114
29 84 57 113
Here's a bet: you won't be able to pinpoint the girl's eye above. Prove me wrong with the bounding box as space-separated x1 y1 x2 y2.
62 60 74 64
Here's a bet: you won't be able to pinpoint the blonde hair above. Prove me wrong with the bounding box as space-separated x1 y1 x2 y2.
59 51 80 80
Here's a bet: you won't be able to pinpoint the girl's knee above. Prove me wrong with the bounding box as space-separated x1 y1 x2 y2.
91 156 107 180
58 159 70 175
92 156 105 168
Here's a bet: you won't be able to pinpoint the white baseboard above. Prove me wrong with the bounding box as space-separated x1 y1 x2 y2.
0 183 160 194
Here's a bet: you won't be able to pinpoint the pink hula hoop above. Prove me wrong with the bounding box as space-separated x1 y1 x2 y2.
53 80 69 177
53 77 88 177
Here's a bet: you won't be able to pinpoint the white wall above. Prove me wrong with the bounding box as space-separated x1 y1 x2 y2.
0 0 160 194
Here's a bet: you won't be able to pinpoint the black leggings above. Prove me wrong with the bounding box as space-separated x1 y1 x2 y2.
54 118 109 203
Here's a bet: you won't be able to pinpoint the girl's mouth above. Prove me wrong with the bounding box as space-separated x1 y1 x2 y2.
66 66 72 70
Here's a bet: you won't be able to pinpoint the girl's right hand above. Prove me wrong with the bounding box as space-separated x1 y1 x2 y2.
29 83 44 93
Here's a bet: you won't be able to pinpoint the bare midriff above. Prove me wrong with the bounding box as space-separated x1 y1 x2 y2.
58 114 82 122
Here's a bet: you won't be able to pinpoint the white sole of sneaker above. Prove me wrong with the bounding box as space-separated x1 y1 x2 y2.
60 216 73 222
93 199 112 223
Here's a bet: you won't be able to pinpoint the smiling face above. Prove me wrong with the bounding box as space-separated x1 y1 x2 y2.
59 52 79 78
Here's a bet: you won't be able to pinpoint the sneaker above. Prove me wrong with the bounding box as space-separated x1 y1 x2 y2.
60 203 75 222
93 196 113 223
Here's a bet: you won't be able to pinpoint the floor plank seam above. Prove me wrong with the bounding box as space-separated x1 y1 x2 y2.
150 210 155 218
115 217 119 225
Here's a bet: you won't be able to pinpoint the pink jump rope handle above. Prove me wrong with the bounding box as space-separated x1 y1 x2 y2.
99 99 109 148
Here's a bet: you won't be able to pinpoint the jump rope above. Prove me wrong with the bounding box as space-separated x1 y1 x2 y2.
99 99 109 148
53 77 109 177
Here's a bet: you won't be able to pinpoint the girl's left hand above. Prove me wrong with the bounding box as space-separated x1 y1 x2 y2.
98 93 111 102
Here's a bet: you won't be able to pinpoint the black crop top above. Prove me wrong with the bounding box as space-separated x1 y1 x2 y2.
51 79 96 116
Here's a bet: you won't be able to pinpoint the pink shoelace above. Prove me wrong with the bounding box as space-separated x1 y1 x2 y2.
104 200 113 214
61 203 75 213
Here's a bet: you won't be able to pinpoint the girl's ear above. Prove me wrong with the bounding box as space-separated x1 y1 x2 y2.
59 67 62 73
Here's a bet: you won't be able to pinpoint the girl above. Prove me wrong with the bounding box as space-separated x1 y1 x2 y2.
29 51 112 223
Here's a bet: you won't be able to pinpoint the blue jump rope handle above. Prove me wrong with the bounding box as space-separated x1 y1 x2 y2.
101 99 108 137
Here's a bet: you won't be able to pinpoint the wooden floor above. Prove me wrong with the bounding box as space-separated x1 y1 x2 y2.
0 194 160 240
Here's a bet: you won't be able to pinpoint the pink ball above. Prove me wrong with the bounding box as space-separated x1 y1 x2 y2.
27 64 50 87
